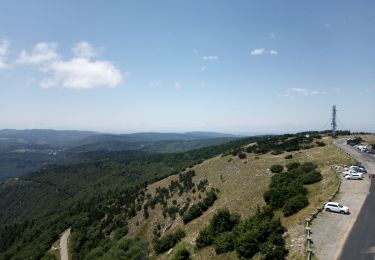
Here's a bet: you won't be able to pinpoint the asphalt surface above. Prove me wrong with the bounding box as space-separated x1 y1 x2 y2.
335 139 375 260
60 228 71 260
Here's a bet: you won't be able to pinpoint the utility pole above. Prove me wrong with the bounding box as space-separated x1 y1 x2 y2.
332 105 337 137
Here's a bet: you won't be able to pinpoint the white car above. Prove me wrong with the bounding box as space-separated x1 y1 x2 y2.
342 170 356 177
324 202 350 214
345 173 363 180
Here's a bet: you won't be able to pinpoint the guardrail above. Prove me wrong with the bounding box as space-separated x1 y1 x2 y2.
305 165 343 260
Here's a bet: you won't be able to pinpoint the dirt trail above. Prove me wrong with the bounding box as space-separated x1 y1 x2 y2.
311 139 372 260
60 228 71 260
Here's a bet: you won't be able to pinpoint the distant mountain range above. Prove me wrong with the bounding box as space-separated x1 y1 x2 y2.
0 129 241 181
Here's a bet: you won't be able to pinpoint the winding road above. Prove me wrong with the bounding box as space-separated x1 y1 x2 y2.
60 228 71 260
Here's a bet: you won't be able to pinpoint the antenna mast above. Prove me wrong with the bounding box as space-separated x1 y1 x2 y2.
331 105 337 137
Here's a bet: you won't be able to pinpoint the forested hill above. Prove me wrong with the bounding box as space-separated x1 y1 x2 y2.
0 131 349 259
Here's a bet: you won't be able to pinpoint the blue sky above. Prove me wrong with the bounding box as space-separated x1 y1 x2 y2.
0 0 374 134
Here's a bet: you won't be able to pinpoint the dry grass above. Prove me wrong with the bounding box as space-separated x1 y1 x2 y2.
127 137 355 260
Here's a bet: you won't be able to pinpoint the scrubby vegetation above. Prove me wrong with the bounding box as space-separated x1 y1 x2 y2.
172 248 191 260
263 162 322 216
285 154 293 159
196 207 287 258
0 131 335 259
182 188 218 224
270 164 283 173
153 228 186 254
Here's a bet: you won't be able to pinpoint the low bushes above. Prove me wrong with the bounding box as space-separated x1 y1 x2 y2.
153 229 186 254
196 207 287 259
264 162 322 216
182 189 218 224
172 248 191 260
284 154 293 159
270 164 284 173
196 209 240 249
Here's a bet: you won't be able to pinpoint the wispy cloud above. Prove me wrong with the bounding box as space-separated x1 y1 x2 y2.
0 40 10 70
287 88 323 96
72 41 97 58
250 48 278 56
269 50 278 55
17 42 59 64
202 55 218 61
250 48 265 55
175 81 183 90
201 67 206 71
18 41 123 89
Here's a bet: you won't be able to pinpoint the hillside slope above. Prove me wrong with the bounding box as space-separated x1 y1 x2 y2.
127 137 354 259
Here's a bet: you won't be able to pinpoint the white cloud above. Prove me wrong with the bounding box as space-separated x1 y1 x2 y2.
269 50 278 55
72 41 97 58
251 48 265 55
175 81 183 90
201 67 206 71
202 55 218 61
251 48 278 56
0 40 10 69
44 58 122 89
18 41 123 89
17 42 58 64
288 88 322 96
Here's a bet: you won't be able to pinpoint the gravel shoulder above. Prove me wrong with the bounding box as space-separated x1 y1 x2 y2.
60 228 71 260
311 139 372 260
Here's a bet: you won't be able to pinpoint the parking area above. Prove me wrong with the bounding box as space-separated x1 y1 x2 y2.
311 174 370 259
310 139 373 260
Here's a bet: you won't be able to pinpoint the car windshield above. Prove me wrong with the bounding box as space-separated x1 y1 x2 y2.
339 204 344 208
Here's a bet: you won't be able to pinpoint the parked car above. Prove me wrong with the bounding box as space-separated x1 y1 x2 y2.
345 173 363 180
342 170 356 177
350 165 367 173
324 202 350 214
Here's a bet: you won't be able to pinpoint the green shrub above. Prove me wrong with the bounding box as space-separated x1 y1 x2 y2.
282 195 308 216
238 152 247 159
270 165 283 173
209 209 240 236
315 141 326 147
183 189 218 224
153 229 186 254
259 232 288 260
213 232 235 254
300 162 317 173
299 170 322 185
271 149 283 155
196 209 239 249
196 226 214 248
284 154 293 159
286 162 300 171
172 248 191 260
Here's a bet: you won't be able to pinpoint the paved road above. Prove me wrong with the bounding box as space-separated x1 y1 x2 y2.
335 139 375 260
60 228 71 260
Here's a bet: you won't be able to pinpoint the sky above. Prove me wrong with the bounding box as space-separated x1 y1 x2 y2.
0 0 374 134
